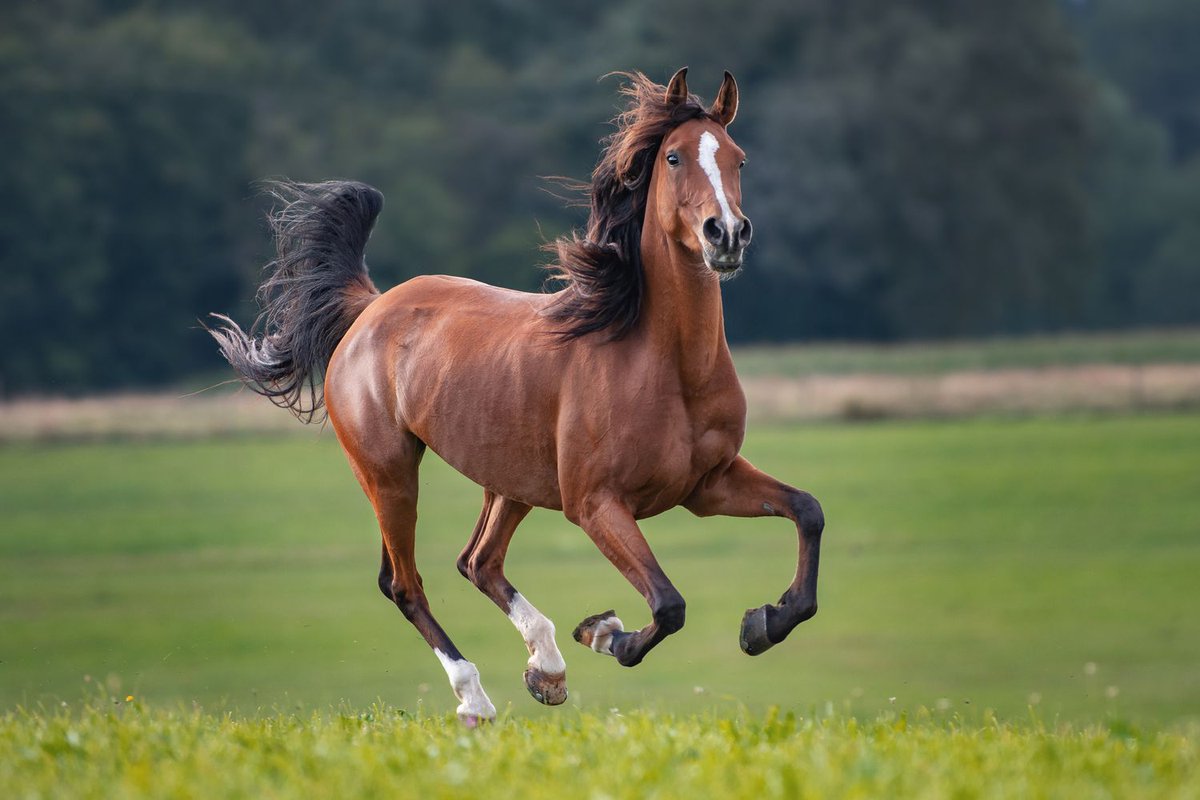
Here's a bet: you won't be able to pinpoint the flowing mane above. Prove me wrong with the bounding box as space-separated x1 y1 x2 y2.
545 72 715 340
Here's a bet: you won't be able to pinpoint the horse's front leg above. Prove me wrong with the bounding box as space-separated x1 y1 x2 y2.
684 455 825 655
570 496 686 667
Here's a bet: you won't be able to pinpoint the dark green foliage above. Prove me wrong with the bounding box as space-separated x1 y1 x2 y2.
0 6 256 393
1069 0 1200 330
0 0 1195 393
736 1 1093 339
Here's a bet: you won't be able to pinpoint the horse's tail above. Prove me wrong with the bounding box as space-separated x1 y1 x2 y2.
208 180 384 423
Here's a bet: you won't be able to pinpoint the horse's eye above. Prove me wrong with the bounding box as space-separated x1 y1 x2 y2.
666 152 680 166
739 159 746 169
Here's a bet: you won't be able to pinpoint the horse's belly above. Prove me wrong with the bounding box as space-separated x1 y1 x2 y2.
401 372 564 510
422 426 563 510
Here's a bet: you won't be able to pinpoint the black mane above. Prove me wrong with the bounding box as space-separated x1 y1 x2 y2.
545 73 714 340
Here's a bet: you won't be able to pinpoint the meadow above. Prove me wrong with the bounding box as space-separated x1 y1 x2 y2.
2 410 1199 795
2 414 1198 721
4 705 1197 799
732 327 1200 377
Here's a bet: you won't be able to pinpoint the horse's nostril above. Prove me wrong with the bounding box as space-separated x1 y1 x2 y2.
737 217 753 246
702 218 725 247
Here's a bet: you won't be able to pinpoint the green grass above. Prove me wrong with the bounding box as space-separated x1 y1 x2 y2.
3 414 1199 795
732 327 1200 376
2 414 1198 727
2 704 1197 799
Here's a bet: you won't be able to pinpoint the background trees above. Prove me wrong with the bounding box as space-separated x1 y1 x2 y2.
1 0 1195 393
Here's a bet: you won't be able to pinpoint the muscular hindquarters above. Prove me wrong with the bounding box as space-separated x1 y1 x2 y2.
327 276 566 508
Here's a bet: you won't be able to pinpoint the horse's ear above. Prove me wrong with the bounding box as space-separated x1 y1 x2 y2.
664 67 689 106
710 70 739 127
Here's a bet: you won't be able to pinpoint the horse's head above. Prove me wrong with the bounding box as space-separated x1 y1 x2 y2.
548 69 755 339
653 68 752 277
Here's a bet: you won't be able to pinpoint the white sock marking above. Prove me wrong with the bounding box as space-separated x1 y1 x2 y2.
698 131 738 238
434 649 496 720
507 593 567 675
590 615 625 656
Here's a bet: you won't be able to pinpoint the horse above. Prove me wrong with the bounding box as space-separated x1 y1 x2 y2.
210 68 824 725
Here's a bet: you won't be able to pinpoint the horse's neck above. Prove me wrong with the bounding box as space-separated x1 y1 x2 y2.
638 223 733 390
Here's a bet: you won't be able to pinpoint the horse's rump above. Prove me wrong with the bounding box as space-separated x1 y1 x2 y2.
328 275 567 508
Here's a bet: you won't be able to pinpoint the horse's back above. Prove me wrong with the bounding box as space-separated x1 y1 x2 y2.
377 274 553 319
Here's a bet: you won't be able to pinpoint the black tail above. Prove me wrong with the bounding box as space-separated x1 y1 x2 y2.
209 180 384 422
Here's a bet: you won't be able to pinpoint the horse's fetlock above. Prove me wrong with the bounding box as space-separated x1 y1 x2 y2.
778 594 817 624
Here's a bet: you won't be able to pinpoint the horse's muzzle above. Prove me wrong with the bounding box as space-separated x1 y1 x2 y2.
700 215 750 276
703 247 744 276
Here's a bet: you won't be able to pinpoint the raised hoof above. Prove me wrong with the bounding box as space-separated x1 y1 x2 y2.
524 667 568 706
573 610 617 646
573 610 624 655
740 605 777 656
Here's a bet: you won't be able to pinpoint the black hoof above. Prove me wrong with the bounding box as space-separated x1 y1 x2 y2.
740 605 776 656
523 667 568 706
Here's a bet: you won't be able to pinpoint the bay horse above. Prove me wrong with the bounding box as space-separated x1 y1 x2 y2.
210 68 824 725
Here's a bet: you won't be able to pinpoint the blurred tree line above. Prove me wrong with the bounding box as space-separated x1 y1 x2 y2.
1 0 1196 394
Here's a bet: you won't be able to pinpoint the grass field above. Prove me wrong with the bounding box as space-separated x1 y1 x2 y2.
2 413 1198 795
2 414 1198 722
4 705 1197 799
732 327 1200 377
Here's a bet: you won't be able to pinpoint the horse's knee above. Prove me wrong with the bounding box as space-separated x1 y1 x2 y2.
789 491 825 537
653 592 687 635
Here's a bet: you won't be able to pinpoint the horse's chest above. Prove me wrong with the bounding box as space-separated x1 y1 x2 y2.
624 407 741 515
559 362 746 515
689 424 738 474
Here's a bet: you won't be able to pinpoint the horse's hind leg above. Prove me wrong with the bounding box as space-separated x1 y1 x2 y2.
352 436 496 725
457 491 568 706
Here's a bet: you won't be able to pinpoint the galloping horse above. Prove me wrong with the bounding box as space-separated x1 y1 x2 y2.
211 69 824 725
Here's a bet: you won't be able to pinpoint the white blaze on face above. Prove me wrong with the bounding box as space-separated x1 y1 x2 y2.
434 649 496 720
507 592 567 675
698 130 738 240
